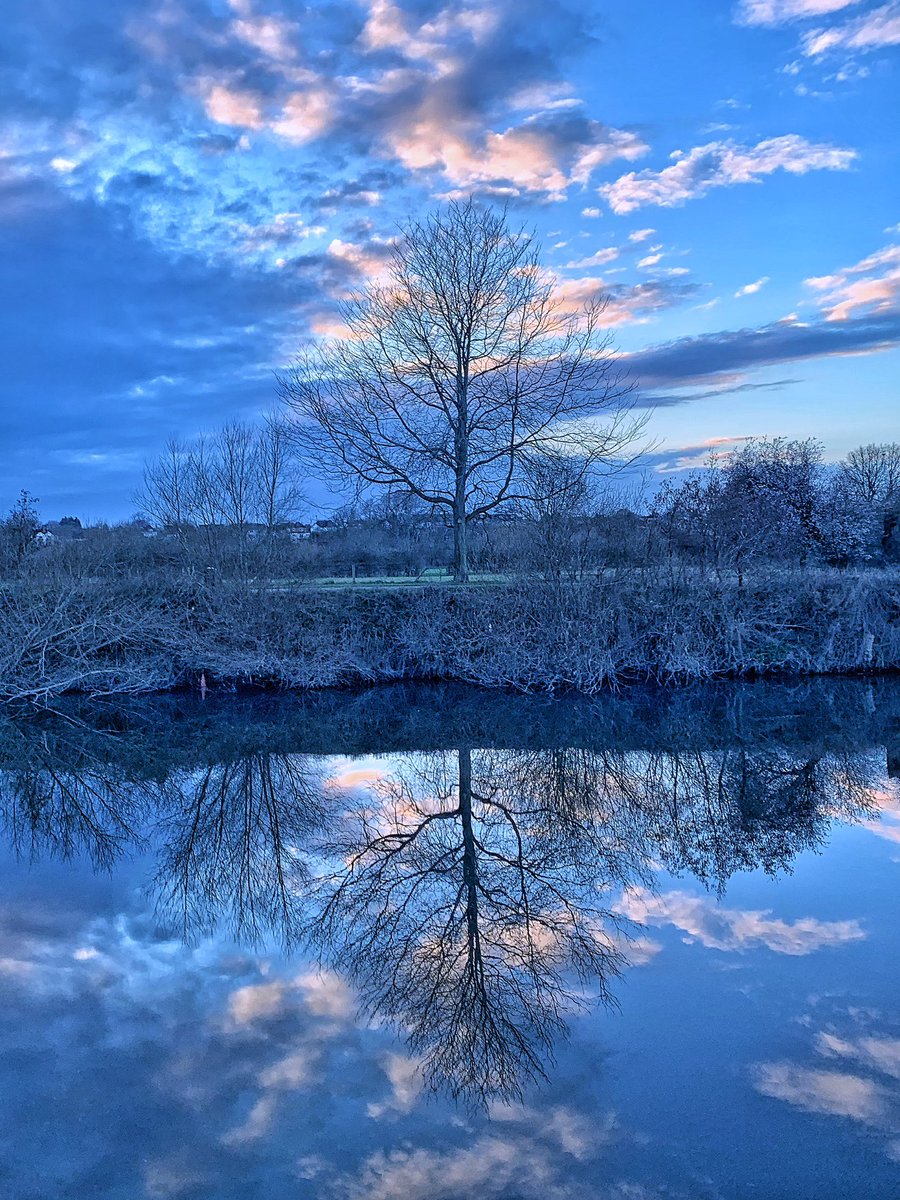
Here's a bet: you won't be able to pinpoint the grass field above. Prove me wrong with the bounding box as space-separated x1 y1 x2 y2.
270 568 512 590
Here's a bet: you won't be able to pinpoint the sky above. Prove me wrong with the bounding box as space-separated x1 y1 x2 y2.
0 0 897 521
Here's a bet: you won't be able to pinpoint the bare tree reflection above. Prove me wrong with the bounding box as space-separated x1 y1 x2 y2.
583 744 877 892
0 714 147 866
0 686 891 1107
152 753 328 948
308 747 643 1104
306 738 880 1102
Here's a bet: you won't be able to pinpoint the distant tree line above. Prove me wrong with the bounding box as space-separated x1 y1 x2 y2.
652 437 900 579
4 436 898 588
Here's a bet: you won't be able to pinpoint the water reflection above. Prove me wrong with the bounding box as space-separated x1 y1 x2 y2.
153 754 327 946
0 713 149 866
0 681 895 1106
311 748 633 1103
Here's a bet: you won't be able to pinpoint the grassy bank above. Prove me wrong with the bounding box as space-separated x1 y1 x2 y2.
2 569 900 700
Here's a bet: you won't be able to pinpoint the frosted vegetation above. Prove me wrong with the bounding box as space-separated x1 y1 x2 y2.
2 453 899 700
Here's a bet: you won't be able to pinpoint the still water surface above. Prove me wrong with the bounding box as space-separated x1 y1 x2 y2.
1 680 899 1199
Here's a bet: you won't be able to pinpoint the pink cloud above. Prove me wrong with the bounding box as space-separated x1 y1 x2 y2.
201 82 265 130
806 242 900 321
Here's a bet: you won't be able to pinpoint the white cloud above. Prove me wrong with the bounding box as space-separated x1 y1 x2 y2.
324 236 396 297
563 246 619 269
225 969 354 1028
860 784 900 846
295 970 355 1019
817 1031 900 1079
754 1062 889 1121
271 85 337 143
143 1153 208 1199
629 227 657 242
803 1 900 54
227 980 286 1025
737 0 863 26
230 13 297 61
735 276 770 296
582 206 602 218
490 1104 605 1160
221 971 353 1144
752 1022 900 1164
617 888 865 955
197 73 336 144
367 1052 425 1117
338 1106 608 1200
638 252 664 269
600 135 856 213
358 0 499 69
552 276 694 327
259 1047 315 1089
222 1092 280 1145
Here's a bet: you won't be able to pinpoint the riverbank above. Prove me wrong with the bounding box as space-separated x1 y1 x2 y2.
2 569 900 700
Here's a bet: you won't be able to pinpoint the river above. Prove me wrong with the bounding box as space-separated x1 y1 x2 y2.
1 679 898 1198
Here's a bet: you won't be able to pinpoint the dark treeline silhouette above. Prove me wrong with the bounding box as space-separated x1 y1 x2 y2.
1 680 894 1103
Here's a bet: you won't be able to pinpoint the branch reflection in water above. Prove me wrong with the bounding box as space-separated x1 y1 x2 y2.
0 681 892 1104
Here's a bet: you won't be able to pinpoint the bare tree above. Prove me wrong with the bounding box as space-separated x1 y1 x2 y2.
518 451 607 582
1 490 42 567
137 438 199 542
213 422 256 534
256 415 305 533
841 442 900 506
653 438 828 581
136 419 306 570
152 753 326 947
839 443 900 557
279 199 642 582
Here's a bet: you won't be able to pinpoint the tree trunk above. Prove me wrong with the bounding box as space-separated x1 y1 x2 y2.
457 748 481 962
453 373 469 584
453 507 469 584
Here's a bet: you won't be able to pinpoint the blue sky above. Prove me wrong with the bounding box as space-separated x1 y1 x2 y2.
0 0 897 520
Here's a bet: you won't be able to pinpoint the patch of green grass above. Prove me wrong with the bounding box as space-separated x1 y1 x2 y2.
267 570 514 591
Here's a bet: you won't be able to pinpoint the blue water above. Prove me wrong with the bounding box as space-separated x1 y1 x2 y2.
1 682 898 1199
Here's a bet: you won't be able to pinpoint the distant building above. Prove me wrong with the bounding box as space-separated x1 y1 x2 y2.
46 517 84 541
310 519 337 536
280 522 312 541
